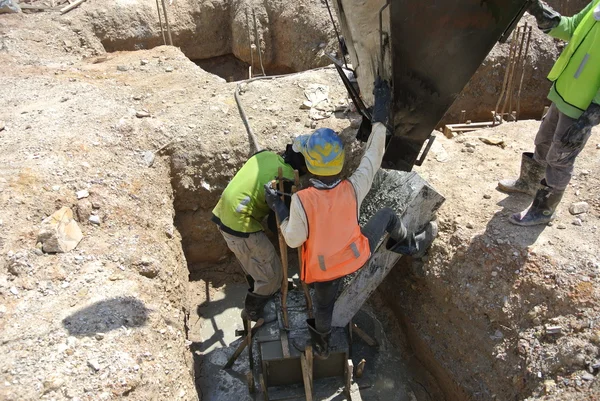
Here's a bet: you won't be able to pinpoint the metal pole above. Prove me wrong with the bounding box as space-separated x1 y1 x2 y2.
494 28 517 125
160 0 173 46
247 9 254 79
155 0 166 45
252 9 266 76
516 26 533 120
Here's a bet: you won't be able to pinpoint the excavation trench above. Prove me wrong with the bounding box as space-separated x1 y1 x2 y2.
169 164 465 399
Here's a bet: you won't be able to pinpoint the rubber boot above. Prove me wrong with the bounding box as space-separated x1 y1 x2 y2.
307 318 331 360
386 221 438 258
498 152 545 196
240 291 271 322
509 182 564 226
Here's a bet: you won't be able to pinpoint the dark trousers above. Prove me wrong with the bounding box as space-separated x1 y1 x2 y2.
313 208 401 333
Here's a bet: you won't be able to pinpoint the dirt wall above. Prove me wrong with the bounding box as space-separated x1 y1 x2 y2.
79 0 336 73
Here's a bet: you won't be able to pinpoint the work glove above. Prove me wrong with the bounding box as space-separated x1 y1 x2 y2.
528 0 561 33
560 103 600 151
264 183 290 223
371 76 392 125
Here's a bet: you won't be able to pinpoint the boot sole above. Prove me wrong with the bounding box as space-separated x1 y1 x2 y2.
497 183 534 196
508 215 554 226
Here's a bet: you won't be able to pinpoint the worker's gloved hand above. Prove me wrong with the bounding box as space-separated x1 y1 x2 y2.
264 184 290 222
371 76 391 125
528 0 561 33
561 103 600 150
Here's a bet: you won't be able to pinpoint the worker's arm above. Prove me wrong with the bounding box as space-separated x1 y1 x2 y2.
349 77 391 207
279 194 308 248
348 123 387 207
264 185 308 248
549 1 596 40
529 0 596 40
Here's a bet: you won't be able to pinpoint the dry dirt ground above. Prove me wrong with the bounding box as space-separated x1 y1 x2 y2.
1 5 600 401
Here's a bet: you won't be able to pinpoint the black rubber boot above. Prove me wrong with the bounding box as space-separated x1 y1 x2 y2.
386 221 438 258
509 182 564 226
498 152 545 196
307 318 331 360
241 291 271 322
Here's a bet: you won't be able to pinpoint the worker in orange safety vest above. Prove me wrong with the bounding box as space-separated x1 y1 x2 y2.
265 78 438 359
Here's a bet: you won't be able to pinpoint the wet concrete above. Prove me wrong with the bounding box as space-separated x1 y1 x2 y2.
189 281 423 400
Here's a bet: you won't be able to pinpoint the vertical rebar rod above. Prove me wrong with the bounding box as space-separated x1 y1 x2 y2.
247 9 254 79
507 25 527 118
155 0 166 45
252 9 266 77
501 30 519 119
494 28 517 125
160 0 173 46
516 26 533 120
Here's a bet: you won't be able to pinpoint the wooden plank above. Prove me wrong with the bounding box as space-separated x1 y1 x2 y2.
300 352 313 401
248 317 256 393
260 373 269 401
223 318 264 369
331 170 444 327
60 0 86 14
279 330 290 358
345 359 354 399
352 324 377 347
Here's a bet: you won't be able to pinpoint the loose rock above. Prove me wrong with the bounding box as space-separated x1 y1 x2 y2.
89 215 101 225
0 121 5 131
117 65 129 72
569 201 590 215
165 66 174 72
136 110 151 118
37 207 83 253
143 151 155 167
76 189 89 199
87 359 101 372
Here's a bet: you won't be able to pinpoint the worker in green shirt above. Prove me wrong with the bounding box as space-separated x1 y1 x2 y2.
499 0 600 225
212 145 307 321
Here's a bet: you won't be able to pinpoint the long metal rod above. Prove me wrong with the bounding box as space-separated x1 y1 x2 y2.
516 26 532 120
247 9 254 79
276 167 289 329
500 29 519 119
507 25 527 118
252 9 266 77
160 0 173 46
494 26 517 125
293 170 313 319
155 0 166 45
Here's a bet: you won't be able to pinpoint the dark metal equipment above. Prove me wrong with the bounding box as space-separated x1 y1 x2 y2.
335 0 530 171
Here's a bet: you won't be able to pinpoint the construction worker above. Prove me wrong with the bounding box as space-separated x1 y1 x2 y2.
264 78 438 358
499 0 600 226
212 145 307 322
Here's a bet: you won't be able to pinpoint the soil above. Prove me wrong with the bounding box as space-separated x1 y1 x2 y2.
0 2 599 401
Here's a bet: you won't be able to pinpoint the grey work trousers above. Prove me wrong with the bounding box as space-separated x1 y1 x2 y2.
313 208 401 333
533 103 591 190
220 230 283 296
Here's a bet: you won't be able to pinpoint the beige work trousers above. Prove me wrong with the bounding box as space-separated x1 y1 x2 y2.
220 230 283 296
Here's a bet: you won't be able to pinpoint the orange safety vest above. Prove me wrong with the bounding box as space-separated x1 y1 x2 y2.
296 181 371 284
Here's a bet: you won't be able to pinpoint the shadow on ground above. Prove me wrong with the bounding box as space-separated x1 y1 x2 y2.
62 296 150 337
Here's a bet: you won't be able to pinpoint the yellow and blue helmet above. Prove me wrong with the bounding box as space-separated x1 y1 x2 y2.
292 128 345 176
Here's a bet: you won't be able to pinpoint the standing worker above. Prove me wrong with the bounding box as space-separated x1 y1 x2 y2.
212 145 307 322
499 0 600 225
265 78 438 359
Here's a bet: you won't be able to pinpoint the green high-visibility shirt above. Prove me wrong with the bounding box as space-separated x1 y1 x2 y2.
212 151 295 235
547 0 600 119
